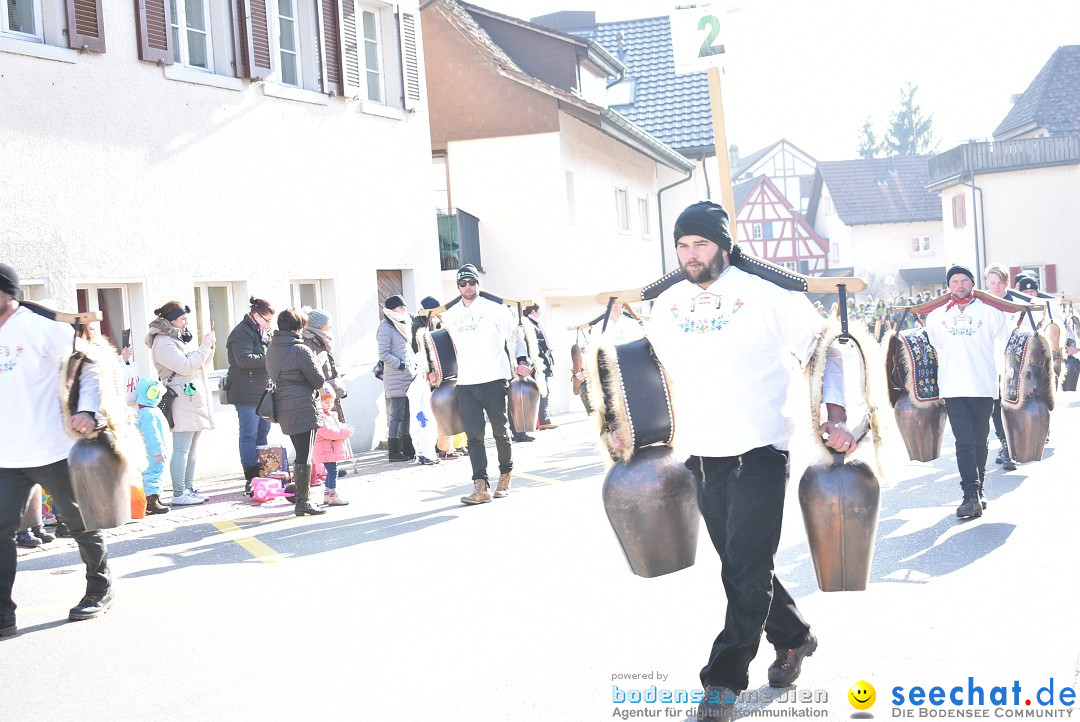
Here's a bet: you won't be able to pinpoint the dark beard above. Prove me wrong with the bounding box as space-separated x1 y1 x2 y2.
681 254 725 285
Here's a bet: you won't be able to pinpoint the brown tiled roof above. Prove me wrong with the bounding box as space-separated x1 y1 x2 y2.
817 157 941 226
994 45 1080 139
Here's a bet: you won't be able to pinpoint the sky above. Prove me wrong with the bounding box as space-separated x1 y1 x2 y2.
463 0 1080 160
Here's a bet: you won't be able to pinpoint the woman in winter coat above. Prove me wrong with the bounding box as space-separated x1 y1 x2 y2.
146 301 216 506
376 295 417 462
226 296 275 493
302 308 346 423
265 308 326 516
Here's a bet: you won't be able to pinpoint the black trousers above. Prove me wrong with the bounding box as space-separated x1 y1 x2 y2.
0 460 111 623
456 379 512 482
991 397 1005 441
943 397 994 495
692 446 810 693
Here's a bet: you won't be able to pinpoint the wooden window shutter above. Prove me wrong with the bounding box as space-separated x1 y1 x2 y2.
232 0 273 79
397 9 421 110
66 0 106 52
317 0 343 94
1044 264 1057 293
135 0 173 64
338 0 363 99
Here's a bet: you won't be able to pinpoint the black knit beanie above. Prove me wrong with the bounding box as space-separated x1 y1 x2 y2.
673 201 733 251
0 263 18 297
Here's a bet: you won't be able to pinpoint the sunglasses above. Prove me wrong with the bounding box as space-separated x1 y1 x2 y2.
457 279 478 287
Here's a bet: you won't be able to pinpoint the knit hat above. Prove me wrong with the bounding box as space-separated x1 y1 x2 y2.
1017 276 1040 293
320 383 336 401
0 263 18 297
420 296 440 310
384 295 405 310
307 308 330 330
456 264 480 284
673 201 733 250
945 265 974 284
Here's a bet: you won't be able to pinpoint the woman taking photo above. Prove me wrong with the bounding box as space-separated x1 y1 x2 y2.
146 301 216 506
226 296 275 494
265 308 326 516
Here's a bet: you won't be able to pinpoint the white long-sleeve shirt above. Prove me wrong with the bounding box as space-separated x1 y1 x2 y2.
924 297 1011 398
441 295 519 385
0 306 101 467
648 266 843 458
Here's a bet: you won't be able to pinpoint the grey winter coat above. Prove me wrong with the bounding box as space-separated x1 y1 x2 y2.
146 318 216 433
376 318 416 399
226 315 270 405
265 331 325 436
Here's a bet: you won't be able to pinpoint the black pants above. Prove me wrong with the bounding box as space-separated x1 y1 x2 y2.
1 460 111 623
944 397 994 496
457 379 512 482
290 430 315 466
991 397 1005 441
692 446 810 693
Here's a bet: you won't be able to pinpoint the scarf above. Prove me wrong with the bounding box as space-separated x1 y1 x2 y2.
382 307 411 343
302 325 333 352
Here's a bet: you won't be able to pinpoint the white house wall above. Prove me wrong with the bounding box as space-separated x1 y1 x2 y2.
0 2 439 473
847 221 946 297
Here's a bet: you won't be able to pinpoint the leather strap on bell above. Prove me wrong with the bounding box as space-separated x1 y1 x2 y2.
595 336 675 463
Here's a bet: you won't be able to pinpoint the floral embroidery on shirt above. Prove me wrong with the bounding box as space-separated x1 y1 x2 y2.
677 299 744 334
941 314 983 337
0 345 24 373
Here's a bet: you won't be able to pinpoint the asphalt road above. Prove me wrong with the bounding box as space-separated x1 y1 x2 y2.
4 397 1079 721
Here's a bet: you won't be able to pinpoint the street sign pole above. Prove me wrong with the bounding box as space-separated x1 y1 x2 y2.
707 65 737 245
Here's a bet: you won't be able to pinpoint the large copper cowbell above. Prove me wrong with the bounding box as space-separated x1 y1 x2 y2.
885 330 946 461
68 435 131 530
597 337 699 577
799 452 880 591
508 377 540 432
603 446 699 578
429 380 464 436
1001 329 1053 463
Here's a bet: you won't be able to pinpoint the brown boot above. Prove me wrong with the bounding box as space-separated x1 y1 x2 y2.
493 473 512 498
145 494 171 515
460 478 492 505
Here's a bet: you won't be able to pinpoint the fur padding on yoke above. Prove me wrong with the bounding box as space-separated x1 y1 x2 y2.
805 319 886 478
516 319 548 397
59 334 148 475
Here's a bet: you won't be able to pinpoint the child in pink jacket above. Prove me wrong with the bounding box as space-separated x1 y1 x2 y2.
313 384 353 506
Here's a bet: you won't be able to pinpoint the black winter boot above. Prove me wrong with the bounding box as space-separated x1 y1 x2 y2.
999 438 1016 471
242 465 261 496
400 435 416 461
388 438 409 462
293 463 326 516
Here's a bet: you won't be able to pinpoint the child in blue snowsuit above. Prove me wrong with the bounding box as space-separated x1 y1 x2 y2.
136 376 172 515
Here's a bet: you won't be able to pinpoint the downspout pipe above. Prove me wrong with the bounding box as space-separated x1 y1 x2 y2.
657 163 695 274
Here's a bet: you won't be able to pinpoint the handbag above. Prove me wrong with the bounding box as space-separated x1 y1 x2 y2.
218 374 231 405
158 372 178 429
256 381 277 422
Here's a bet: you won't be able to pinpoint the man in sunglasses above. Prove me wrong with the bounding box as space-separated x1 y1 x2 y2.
439 265 530 505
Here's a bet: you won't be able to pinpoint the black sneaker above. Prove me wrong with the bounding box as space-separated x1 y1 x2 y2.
68 589 115 621
55 522 72 538
15 530 40 548
31 526 55 543
514 434 535 443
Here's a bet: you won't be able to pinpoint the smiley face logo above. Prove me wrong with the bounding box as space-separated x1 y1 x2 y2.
848 680 876 710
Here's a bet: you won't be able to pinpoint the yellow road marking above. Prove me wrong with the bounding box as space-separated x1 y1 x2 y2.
514 471 557 485
211 520 283 563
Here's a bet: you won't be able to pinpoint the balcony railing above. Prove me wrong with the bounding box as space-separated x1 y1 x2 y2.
437 208 482 272
928 135 1080 186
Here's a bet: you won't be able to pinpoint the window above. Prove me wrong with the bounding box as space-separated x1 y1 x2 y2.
780 261 797 272
359 6 382 102
565 171 576 226
170 0 213 70
637 195 650 236
1 0 104 55
192 282 234 371
2 0 41 39
291 280 323 309
16 281 47 301
752 223 763 240
911 236 932 254
275 0 302 86
76 285 131 354
614 187 630 232
952 194 966 228
830 242 839 263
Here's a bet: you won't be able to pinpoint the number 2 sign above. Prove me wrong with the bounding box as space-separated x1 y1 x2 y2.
669 3 729 75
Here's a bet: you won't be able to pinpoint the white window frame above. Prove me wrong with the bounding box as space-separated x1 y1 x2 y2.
752 223 763 240
637 194 651 237
780 261 797 272
17 280 48 302
359 4 385 103
911 236 932 254
290 280 324 310
1 0 44 41
830 242 840 263
274 0 303 87
614 186 630 233
170 0 215 71
565 171 576 226
76 284 132 354
193 282 235 372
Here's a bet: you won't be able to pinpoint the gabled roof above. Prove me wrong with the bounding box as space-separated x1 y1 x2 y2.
994 46 1080 139
732 139 816 179
432 1 692 172
813 157 942 226
534 13 713 156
